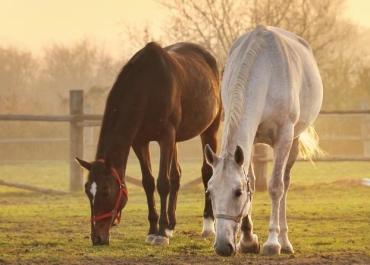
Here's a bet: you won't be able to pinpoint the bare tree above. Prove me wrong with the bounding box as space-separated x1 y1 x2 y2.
121 21 163 54
155 0 370 111
118 0 367 111
158 0 252 63
158 0 355 66
0 47 39 113
37 38 121 113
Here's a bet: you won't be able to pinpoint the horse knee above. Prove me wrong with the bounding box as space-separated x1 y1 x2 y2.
157 178 170 195
142 176 156 193
268 179 284 200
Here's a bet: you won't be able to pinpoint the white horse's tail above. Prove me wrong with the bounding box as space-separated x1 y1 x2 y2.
299 126 325 162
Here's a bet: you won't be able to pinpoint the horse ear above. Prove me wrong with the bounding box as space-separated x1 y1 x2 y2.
205 144 217 165
234 145 244 167
75 157 92 171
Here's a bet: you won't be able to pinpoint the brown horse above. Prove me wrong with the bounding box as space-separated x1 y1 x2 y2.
76 42 222 245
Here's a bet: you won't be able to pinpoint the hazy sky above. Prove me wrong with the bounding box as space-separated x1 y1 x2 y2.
0 0 369 57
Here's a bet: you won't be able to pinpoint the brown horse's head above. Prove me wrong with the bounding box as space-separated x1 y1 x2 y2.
75 157 128 245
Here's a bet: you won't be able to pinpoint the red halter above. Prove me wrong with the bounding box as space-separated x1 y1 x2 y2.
90 159 128 225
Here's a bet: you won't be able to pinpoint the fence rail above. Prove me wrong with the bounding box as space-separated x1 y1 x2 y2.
1 90 370 192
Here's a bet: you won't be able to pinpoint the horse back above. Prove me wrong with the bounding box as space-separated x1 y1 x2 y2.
164 42 221 141
108 42 221 142
222 25 322 149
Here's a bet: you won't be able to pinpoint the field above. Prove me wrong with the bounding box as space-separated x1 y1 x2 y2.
0 160 369 264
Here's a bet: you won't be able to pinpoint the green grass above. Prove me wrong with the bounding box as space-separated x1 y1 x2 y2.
0 161 369 264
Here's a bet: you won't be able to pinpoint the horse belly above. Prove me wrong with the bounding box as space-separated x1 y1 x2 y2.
176 97 220 142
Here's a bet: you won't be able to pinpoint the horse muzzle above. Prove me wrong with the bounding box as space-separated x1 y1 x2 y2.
92 234 110 245
214 241 236 256
91 223 111 246
213 219 239 256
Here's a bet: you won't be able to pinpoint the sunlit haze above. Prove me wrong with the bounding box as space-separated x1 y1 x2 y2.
0 0 369 57
0 0 165 56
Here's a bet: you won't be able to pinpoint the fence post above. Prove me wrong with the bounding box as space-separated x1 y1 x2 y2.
253 144 268 191
69 90 84 192
361 101 370 157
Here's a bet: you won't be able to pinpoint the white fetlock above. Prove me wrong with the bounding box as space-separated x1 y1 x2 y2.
201 218 215 238
262 241 281 256
152 235 169 245
166 229 174 238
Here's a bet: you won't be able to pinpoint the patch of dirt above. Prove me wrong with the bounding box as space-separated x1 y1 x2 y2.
89 253 370 265
5 253 369 265
332 179 362 186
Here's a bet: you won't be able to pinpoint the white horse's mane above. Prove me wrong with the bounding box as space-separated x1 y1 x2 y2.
224 25 269 155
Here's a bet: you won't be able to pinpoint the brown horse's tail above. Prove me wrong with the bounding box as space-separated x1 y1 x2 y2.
299 126 325 163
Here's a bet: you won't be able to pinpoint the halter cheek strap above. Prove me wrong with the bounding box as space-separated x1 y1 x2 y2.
213 192 251 223
90 159 128 225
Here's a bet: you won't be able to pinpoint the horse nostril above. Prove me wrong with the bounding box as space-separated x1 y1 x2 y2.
227 243 235 255
93 236 102 245
214 242 235 256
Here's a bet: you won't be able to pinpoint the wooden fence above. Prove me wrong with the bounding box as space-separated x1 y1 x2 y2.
0 90 91 191
1 90 370 192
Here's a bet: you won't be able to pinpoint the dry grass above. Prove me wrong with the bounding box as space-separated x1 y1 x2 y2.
0 160 369 264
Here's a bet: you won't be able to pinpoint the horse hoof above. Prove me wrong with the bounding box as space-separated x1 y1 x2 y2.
201 229 215 238
152 235 169 245
201 230 215 238
145 234 155 243
237 240 260 254
281 246 294 254
237 242 260 254
262 242 281 256
237 234 260 254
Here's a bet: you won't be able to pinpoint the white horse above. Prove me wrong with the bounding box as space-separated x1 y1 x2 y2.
204 25 323 256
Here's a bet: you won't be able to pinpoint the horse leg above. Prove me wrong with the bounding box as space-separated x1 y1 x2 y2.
279 137 299 253
167 143 181 238
152 128 175 245
132 141 159 243
237 163 260 253
263 124 294 256
200 114 221 238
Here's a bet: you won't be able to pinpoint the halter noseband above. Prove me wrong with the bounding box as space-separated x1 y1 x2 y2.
90 159 128 225
213 168 253 223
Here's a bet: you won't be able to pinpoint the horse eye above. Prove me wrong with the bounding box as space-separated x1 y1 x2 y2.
235 189 243 197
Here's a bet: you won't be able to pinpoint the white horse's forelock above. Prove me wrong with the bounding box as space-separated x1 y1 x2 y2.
224 25 268 155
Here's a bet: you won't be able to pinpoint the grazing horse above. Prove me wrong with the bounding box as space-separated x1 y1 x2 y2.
76 42 222 245
204 25 323 256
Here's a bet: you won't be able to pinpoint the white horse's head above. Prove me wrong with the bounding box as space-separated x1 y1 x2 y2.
205 144 253 256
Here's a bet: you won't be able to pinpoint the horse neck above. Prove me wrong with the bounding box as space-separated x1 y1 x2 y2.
220 25 269 164
220 87 265 166
96 137 131 171
96 98 142 174
220 115 260 167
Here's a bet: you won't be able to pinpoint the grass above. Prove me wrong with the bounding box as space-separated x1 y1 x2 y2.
0 160 370 264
